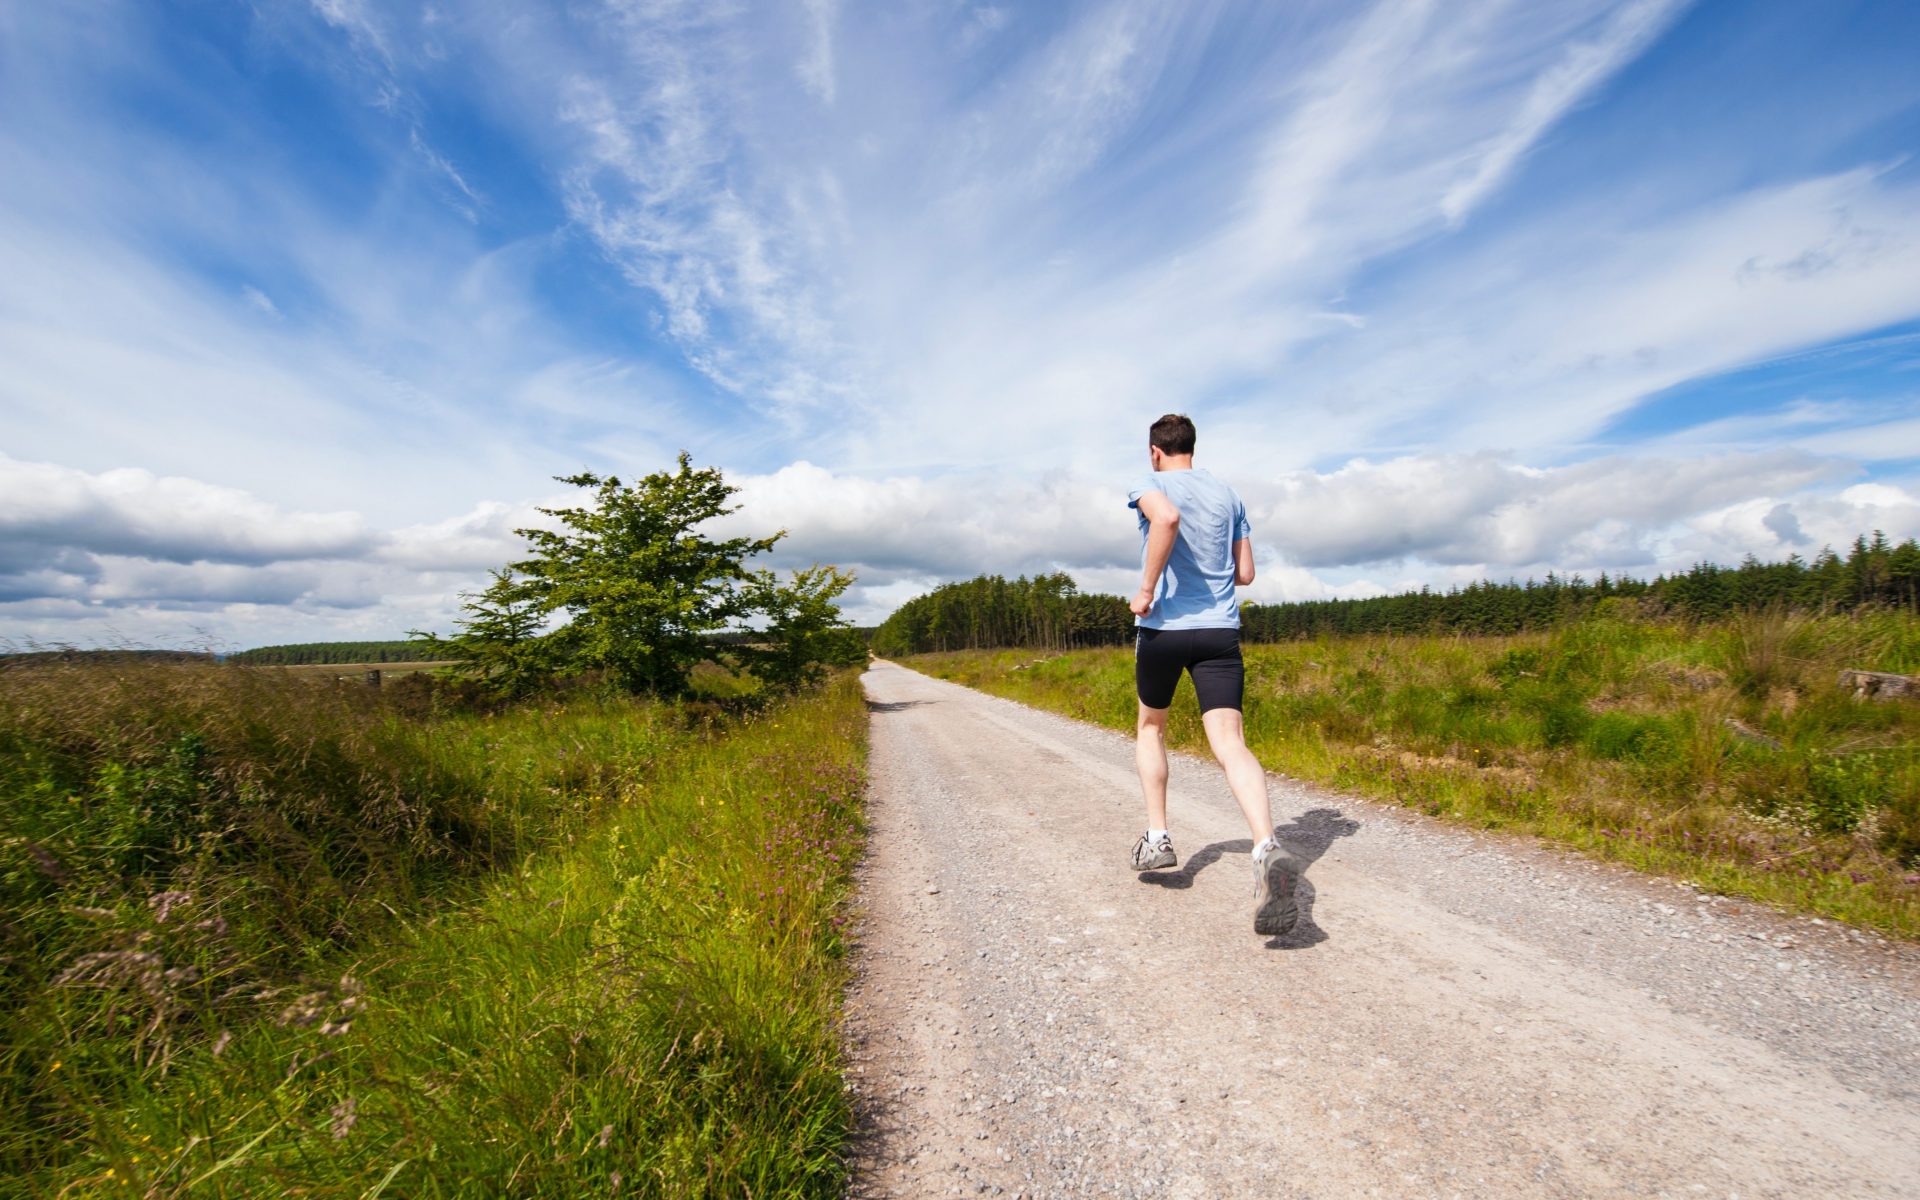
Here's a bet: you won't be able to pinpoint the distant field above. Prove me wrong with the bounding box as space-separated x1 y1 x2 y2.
271 659 451 677
912 608 1920 936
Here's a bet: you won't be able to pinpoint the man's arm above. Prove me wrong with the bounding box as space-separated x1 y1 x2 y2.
1131 489 1180 617
1234 536 1255 586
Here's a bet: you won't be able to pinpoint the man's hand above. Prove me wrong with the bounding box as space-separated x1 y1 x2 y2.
1130 587 1155 617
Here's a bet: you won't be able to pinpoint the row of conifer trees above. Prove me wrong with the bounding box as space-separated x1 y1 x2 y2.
870 532 1920 655
228 640 461 665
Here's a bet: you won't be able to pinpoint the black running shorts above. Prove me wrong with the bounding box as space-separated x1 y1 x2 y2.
1134 626 1244 712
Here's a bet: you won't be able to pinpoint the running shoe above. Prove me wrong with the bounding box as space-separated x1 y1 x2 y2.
1130 833 1177 871
1252 838 1302 936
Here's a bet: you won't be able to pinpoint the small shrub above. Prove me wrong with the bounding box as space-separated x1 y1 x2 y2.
1879 793 1920 868
1802 754 1889 835
1720 605 1817 698
1489 648 1542 687
1537 696 1591 748
1583 712 1669 762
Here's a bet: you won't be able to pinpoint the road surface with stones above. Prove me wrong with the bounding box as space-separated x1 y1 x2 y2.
840 660 1920 1199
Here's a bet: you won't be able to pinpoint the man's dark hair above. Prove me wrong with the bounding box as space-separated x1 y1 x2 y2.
1149 413 1196 456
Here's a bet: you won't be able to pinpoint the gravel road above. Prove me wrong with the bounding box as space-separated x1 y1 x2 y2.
840 660 1920 1199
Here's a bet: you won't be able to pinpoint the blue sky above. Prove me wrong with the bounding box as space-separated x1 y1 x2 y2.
2 0 1919 645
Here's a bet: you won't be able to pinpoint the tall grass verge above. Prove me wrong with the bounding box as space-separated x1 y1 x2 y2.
911 610 1920 937
2 659 866 1196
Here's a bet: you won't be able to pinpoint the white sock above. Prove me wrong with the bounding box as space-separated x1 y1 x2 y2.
1146 828 1169 843
1252 836 1274 859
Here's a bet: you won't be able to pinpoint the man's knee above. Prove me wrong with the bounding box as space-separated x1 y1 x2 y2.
1137 704 1170 735
1201 707 1247 749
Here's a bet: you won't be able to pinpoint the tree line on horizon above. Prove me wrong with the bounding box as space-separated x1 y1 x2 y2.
228 640 463 665
868 572 1136 657
870 532 1920 655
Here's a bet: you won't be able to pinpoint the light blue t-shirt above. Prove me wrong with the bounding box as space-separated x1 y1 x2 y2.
1127 468 1251 630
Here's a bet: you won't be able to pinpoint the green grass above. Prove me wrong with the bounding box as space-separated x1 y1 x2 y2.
1 660 866 1197
910 608 1920 937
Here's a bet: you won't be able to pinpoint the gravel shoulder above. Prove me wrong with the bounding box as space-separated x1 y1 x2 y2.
841 660 1920 1199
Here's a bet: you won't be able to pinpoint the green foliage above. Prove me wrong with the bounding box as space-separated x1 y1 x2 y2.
1240 532 1920 639
1801 754 1888 834
0 660 659 1069
1488 648 1543 687
409 568 557 698
415 455 860 699
515 458 780 697
736 565 870 691
1532 689 1592 748
1582 712 1671 762
872 531 1920 658
871 572 1131 656
2 659 869 1195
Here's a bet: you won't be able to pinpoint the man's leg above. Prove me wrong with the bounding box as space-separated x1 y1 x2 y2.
1136 702 1172 830
1200 707 1274 845
1132 628 1182 837
1202 706 1300 934
1192 642 1301 935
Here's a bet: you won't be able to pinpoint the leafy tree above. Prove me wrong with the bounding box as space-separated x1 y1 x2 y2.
736 565 869 690
507 458 778 695
409 569 554 698
415 455 859 698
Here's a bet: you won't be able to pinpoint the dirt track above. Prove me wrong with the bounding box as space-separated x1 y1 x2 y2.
841 661 1920 1199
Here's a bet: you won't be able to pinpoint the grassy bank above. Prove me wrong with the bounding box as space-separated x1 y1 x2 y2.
912 608 1920 936
2 659 866 1196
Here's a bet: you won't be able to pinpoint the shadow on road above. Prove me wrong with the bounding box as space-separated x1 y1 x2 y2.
1135 838 1247 891
1264 808 1360 951
865 699 932 714
1137 807 1359 952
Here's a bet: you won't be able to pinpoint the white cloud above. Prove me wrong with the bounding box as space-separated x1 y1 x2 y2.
208 0 1920 486
717 461 1125 576
710 449 1916 623
0 454 375 566
1252 450 1851 568
1793 418 1920 462
0 456 557 644
1250 170 1914 466
5 443 1914 646
379 500 556 572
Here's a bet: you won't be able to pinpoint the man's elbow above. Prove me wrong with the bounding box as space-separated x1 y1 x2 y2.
1236 567 1255 587
1152 512 1180 532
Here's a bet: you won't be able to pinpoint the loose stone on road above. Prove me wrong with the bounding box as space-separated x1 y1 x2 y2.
841 660 1920 1199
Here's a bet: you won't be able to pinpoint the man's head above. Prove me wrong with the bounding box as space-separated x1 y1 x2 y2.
1149 413 1196 470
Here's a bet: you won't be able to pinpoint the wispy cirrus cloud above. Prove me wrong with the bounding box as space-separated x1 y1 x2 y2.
1439 0 1684 224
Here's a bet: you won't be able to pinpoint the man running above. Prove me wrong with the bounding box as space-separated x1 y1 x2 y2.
1126 413 1301 936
